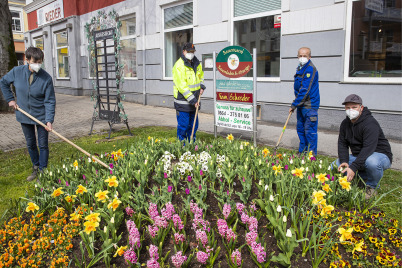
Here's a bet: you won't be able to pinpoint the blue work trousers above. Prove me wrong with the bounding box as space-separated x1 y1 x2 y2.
21 123 49 170
176 111 198 142
296 108 318 155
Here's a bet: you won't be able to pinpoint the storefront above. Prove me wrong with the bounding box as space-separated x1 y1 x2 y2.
23 0 402 140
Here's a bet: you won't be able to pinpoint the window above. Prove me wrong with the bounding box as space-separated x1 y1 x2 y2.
34 37 45 69
55 31 69 78
164 2 193 78
11 11 22 32
347 0 401 80
120 15 137 78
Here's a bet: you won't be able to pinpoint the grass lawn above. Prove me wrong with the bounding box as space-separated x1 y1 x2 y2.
0 126 400 221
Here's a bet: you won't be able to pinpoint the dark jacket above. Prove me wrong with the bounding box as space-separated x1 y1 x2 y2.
338 107 392 172
0 65 56 125
292 60 320 110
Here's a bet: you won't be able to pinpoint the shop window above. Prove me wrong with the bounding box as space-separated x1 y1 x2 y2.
34 37 45 70
55 31 69 78
164 2 193 78
348 0 401 78
11 11 22 32
120 15 137 78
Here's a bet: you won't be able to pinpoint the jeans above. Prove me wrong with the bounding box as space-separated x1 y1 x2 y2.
335 152 391 189
176 111 198 141
21 123 49 170
296 108 318 155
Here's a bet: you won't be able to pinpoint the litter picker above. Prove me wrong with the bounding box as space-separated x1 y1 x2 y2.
274 111 293 154
17 107 111 170
190 92 202 142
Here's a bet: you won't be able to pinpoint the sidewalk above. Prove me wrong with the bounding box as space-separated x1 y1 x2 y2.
0 93 400 170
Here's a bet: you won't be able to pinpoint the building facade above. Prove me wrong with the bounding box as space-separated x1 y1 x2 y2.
9 0 28 65
23 0 402 140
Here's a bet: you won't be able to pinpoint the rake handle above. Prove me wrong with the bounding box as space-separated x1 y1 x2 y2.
190 92 202 142
275 111 293 148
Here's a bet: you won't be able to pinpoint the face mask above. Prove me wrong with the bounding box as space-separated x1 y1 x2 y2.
298 57 309 65
185 53 194 61
30 63 41 73
346 109 360 120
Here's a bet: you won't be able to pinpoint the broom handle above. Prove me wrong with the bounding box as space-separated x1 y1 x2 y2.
190 92 202 142
17 107 111 170
275 111 292 148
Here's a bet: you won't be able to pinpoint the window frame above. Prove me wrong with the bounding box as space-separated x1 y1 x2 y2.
162 0 194 80
54 30 70 80
343 0 402 84
231 6 282 82
120 14 138 80
10 10 23 33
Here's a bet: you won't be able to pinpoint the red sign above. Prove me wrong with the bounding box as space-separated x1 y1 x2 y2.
274 23 281 28
216 92 253 103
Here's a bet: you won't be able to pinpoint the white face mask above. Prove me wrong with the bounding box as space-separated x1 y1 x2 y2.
185 53 194 61
30 63 41 73
346 109 360 120
298 57 309 65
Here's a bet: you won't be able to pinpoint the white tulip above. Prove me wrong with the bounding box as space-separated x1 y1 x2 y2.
306 167 309 172
328 166 331 171
111 217 115 223
265 185 269 191
49 171 52 176
240 144 243 150
259 159 261 165
302 160 305 165
259 180 263 186
290 159 293 164
277 205 282 213
319 164 322 169
286 229 292 238
320 160 322 164
270 195 274 202
88 158 91 162
104 226 107 233
63 164 65 169
283 215 287 222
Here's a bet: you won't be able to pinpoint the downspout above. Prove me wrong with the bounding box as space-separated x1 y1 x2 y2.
142 0 146 105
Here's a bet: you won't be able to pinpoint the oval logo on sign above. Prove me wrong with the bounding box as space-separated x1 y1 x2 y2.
216 46 252 78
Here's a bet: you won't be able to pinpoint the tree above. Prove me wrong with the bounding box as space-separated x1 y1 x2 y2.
0 0 18 111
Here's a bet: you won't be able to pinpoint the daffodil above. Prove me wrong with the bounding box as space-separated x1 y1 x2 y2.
148 136 152 141
291 167 305 178
320 205 334 216
316 173 328 183
51 187 64 198
76 184 88 195
70 212 81 221
105 176 119 187
73 160 78 167
107 198 122 211
312 190 326 204
26 202 39 213
113 246 128 257
339 180 351 191
352 240 364 254
95 190 109 202
338 227 353 242
322 184 332 193
227 134 234 141
262 148 270 157
272 165 282 175
85 213 101 223
65 195 76 203
84 221 99 234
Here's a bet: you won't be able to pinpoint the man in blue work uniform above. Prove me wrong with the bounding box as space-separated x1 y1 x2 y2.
172 43 205 141
0 47 56 181
289 47 320 155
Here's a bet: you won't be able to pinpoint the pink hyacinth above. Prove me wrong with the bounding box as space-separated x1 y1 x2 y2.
196 229 208 247
236 203 245 215
173 214 184 230
251 242 266 263
226 228 237 242
149 244 159 260
149 202 159 221
154 216 168 229
171 251 188 268
174 232 185 244
231 249 242 266
124 248 137 264
248 217 258 232
240 212 249 224
249 202 257 212
146 258 160 268
148 225 159 238
223 203 231 220
196 251 209 264
161 202 175 220
127 220 141 248
246 231 258 246
164 172 168 179
125 207 135 217
217 219 228 236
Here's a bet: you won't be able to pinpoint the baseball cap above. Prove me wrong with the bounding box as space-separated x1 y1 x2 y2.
342 94 363 105
183 42 196 52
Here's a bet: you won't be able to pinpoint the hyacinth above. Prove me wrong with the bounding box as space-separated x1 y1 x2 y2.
231 249 242 266
171 251 188 268
196 229 209 247
223 203 231 219
226 228 237 242
149 203 159 221
174 232 185 244
240 213 249 224
146 258 160 268
190 200 199 214
148 225 159 238
251 242 266 263
154 216 168 229
249 202 257 212
125 207 135 217
173 214 184 230
248 217 258 232
236 203 245 215
149 244 159 260
196 250 210 264
161 202 175 220
217 219 228 236
127 220 141 248
246 231 258 245
124 248 137 264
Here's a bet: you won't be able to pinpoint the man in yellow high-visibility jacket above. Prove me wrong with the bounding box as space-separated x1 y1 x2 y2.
173 43 205 141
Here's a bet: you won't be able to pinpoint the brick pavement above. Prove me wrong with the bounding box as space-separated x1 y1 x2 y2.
0 93 400 170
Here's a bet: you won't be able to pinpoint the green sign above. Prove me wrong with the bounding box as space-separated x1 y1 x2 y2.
216 79 253 91
216 46 252 78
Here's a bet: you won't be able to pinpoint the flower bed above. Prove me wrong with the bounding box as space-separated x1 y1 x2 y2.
0 136 400 267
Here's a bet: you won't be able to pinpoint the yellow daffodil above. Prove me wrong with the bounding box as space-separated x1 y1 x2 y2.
73 160 78 167
317 198 327 209
148 136 152 141
339 180 351 191
85 213 101 223
339 176 348 183
321 205 334 216
322 184 332 193
227 134 234 141
107 198 122 211
316 173 328 183
65 195 76 203
352 240 364 254
105 176 119 187
84 220 99 234
95 190 109 202
76 184 88 195
291 167 305 178
51 187 64 198
312 190 326 204
262 148 270 157
70 212 81 221
338 227 353 242
114 246 128 257
272 165 282 175
25 202 39 213
155 138 159 143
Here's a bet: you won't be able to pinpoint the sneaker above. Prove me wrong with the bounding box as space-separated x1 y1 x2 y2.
365 187 378 200
27 166 39 181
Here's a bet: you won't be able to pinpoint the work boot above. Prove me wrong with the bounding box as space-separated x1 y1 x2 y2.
27 166 39 181
365 187 378 200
